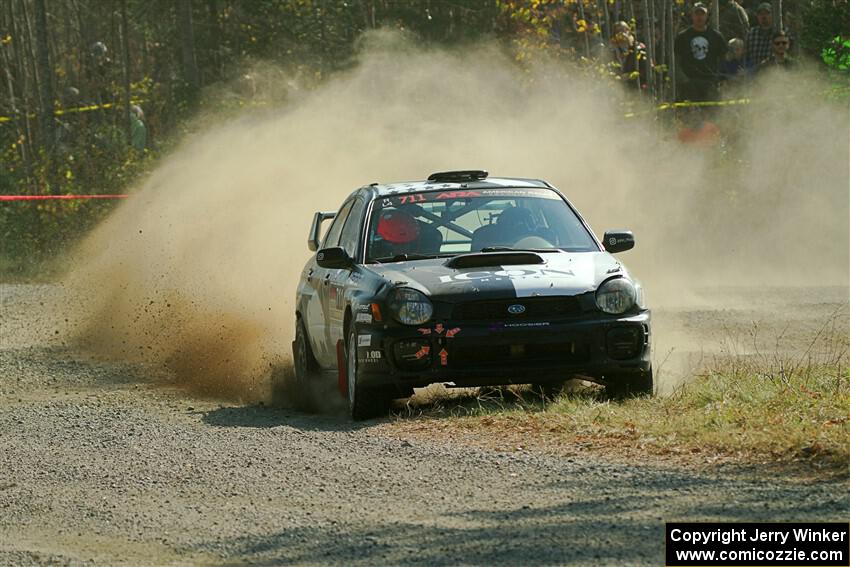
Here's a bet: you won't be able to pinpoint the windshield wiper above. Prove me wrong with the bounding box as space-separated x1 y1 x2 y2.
479 246 559 253
369 253 442 264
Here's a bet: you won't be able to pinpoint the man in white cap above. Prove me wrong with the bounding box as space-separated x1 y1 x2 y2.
674 2 727 102
745 3 774 68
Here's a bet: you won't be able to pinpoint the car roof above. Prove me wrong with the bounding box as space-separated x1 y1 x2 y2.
353 174 553 201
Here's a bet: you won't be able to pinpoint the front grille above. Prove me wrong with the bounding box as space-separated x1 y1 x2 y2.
452 296 582 321
450 341 590 369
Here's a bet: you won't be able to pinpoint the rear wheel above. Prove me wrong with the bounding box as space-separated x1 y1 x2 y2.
346 328 393 420
605 366 654 399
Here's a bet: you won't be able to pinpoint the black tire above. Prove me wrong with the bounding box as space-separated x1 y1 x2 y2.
292 318 320 410
605 366 654 399
346 328 392 420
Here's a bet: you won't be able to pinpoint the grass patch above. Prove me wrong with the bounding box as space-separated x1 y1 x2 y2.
390 314 850 475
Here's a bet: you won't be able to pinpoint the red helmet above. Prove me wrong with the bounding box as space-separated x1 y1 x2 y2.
377 211 420 244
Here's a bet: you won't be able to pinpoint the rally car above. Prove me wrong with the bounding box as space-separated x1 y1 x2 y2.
294 170 652 419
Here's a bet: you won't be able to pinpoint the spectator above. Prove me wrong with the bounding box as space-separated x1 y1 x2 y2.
745 3 773 68
721 38 750 81
129 105 147 151
758 31 796 70
610 21 650 90
674 2 727 101
719 0 750 41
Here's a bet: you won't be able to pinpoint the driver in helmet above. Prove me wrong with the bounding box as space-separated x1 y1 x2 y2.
371 209 422 259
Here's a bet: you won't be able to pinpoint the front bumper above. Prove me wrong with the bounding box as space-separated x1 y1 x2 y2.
354 311 651 389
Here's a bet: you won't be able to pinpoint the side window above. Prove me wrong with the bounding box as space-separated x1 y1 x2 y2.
322 200 354 249
339 198 366 259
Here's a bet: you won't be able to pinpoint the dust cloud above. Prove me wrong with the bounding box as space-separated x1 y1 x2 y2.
64 31 849 403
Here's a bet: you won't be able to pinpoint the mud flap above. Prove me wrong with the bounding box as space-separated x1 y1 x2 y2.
336 339 347 399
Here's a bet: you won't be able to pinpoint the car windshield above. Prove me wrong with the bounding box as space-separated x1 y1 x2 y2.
365 188 598 263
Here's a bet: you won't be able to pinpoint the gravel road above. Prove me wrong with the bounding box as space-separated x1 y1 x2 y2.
1 283 848 566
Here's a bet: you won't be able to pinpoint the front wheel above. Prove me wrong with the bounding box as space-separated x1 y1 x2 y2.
291 318 320 411
346 328 392 420
605 366 654 399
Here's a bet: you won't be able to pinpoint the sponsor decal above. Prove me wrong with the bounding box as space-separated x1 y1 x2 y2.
355 312 372 323
384 188 558 207
414 346 430 359
417 328 432 336
489 321 551 331
438 268 575 284
507 304 526 315
357 334 372 347
397 194 427 204
439 348 448 366
435 323 444 335
445 327 461 338
360 350 382 363
435 191 481 199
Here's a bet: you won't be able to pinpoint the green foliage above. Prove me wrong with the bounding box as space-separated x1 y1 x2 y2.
822 36 850 72
800 0 850 62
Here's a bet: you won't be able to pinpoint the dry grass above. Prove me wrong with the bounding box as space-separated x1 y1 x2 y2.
387 309 850 475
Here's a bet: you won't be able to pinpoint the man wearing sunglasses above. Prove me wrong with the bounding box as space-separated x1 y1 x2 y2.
759 31 796 69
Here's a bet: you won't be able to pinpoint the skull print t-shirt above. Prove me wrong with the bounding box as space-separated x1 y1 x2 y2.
675 26 727 81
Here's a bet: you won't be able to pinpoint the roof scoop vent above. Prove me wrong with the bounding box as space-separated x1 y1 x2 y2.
427 170 489 183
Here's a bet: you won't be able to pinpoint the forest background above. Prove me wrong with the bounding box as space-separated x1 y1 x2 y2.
0 0 847 276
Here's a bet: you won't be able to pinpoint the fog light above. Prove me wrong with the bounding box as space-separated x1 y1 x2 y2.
393 339 432 369
606 327 642 360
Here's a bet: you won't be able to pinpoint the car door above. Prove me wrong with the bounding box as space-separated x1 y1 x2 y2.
310 199 354 367
326 197 367 354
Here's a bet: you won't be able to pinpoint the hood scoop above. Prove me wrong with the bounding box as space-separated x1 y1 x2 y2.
446 251 545 269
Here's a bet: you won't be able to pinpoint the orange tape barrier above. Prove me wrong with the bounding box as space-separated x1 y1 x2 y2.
0 194 128 201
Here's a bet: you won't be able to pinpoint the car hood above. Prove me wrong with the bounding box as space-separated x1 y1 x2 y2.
363 251 628 303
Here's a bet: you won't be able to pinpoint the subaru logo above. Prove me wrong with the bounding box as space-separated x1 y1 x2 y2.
507 304 526 315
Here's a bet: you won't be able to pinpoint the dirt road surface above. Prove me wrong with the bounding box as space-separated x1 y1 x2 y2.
1 283 848 566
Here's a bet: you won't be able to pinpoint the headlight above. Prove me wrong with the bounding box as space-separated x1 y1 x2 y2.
596 278 637 314
388 288 433 325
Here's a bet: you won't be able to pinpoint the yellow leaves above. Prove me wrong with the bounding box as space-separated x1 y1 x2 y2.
1 34 11 45
576 18 587 33
65 170 74 181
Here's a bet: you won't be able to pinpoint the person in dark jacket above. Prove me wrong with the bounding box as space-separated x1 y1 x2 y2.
745 3 774 68
719 0 750 40
675 2 728 102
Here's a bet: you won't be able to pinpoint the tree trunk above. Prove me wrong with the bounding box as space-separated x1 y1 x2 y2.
668 0 676 102
121 0 131 143
206 0 222 80
9 0 34 188
711 0 720 31
33 0 55 156
177 0 200 95
642 0 654 98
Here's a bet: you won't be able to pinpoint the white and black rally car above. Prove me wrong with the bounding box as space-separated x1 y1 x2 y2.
294 170 651 419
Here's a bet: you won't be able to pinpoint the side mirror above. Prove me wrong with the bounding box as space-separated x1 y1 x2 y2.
308 211 336 252
316 247 354 269
602 230 635 253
